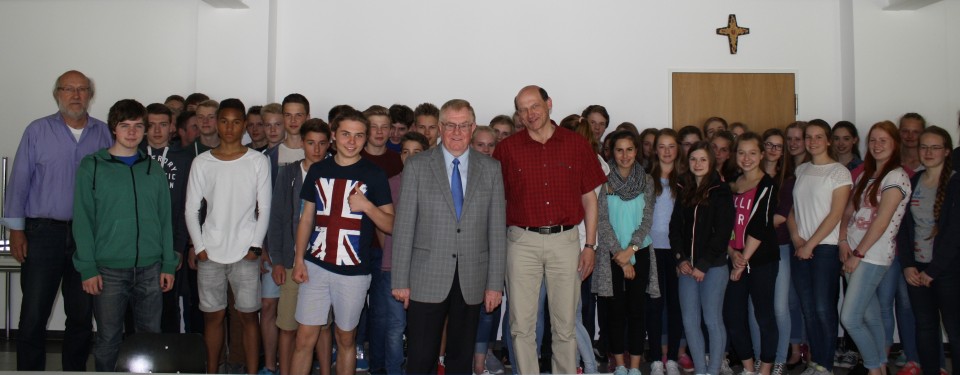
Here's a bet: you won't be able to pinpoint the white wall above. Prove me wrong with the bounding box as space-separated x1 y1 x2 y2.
853 0 960 141
0 0 957 331
275 0 845 128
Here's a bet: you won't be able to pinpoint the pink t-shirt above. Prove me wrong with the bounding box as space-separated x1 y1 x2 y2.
730 186 758 250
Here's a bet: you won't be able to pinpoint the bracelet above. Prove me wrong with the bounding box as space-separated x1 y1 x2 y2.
852 249 865 258
838 239 848 244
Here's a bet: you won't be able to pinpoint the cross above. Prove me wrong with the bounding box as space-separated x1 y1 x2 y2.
717 14 749 55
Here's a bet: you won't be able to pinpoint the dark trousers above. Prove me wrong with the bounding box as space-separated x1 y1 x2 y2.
724 260 779 364
908 263 960 375
605 258 647 356
406 267 481 375
646 248 683 361
17 218 93 371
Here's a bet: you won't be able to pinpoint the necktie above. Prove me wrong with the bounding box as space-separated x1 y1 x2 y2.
452 158 463 220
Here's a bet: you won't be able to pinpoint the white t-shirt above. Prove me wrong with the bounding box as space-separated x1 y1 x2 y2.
794 162 853 245
185 149 272 264
69 126 83 142
847 168 911 266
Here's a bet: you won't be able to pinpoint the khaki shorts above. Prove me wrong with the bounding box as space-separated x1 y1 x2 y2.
276 268 300 331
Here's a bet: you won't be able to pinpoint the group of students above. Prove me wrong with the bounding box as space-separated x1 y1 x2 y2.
14 76 960 375
574 111 959 375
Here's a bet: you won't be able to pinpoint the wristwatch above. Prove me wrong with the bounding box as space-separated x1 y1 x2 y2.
630 244 640 252
249 246 263 256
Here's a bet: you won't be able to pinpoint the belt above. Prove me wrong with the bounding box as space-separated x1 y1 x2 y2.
521 225 575 235
27 217 72 225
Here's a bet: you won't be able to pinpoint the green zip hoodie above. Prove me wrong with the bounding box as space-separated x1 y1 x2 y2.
72 148 177 280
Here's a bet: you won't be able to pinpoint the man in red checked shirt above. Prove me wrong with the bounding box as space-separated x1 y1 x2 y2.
492 85 607 375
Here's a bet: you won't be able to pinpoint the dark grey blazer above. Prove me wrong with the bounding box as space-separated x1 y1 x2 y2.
391 147 506 305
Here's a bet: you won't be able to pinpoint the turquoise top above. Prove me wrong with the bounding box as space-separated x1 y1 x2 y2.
607 193 653 265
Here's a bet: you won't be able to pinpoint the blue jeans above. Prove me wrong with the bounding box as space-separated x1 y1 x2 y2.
368 269 405 374
749 244 800 363
792 244 841 370
17 218 93 371
575 296 598 373
476 304 502 353
679 265 728 375
877 255 918 362
93 263 163 371
840 262 888 370
503 280 546 374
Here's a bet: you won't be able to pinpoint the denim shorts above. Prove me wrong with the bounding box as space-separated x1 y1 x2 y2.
261 265 281 299
197 257 262 313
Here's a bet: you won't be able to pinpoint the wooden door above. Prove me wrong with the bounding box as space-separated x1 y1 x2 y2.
672 73 796 136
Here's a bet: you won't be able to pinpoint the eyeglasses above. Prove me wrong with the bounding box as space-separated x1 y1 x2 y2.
919 145 945 152
442 122 474 133
57 86 90 95
763 142 783 151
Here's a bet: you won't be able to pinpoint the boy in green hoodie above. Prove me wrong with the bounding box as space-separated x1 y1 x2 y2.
72 99 177 372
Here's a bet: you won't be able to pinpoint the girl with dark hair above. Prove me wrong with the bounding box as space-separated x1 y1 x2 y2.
678 126 703 156
833 121 863 170
640 128 659 172
750 128 804 373
670 141 735 375
594 130 653 375
647 129 686 375
712 130 737 181
788 121 851 375
723 132 780 375
837 121 911 375
898 126 956 375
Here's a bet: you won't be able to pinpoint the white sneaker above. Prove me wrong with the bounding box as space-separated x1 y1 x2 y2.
666 360 682 375
720 359 734 375
651 361 666 375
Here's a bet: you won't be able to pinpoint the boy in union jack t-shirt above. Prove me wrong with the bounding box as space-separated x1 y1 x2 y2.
290 110 393 375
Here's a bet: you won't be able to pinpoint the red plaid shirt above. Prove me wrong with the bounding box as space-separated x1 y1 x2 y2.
493 125 607 227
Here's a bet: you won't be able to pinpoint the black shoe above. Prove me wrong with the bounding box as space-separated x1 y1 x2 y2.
849 361 869 375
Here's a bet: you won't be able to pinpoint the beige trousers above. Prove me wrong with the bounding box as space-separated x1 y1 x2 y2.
506 226 581 375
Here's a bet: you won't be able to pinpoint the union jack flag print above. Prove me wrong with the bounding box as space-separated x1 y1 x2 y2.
309 177 366 266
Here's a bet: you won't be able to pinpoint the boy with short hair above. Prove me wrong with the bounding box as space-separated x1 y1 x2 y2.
291 110 394 375
143 102 195 333
413 102 441 148
269 118 332 375
262 103 286 149
185 98 272 375
191 99 220 156
386 104 414 153
72 99 177 371
361 105 403 178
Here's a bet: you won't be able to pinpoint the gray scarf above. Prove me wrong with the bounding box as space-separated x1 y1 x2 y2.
605 160 647 201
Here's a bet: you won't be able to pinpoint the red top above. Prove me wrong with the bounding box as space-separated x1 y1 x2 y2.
493 125 607 227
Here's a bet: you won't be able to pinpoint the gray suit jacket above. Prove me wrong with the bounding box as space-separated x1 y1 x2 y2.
391 147 506 305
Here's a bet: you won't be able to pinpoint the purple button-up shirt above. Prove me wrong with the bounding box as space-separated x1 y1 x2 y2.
2 112 112 230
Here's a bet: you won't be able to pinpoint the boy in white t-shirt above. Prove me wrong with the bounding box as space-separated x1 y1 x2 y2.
185 98 272 374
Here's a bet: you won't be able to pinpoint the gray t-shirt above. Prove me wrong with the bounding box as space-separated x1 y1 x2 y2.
910 181 936 262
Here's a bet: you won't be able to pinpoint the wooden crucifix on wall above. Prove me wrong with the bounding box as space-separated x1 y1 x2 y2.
717 14 749 54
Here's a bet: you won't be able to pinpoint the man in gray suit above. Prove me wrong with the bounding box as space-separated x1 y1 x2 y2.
391 99 506 375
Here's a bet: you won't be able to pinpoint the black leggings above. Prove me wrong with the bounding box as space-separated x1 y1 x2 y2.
606 257 648 356
723 260 779 364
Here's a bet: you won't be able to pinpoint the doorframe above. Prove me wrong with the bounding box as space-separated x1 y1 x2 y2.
667 68 801 127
